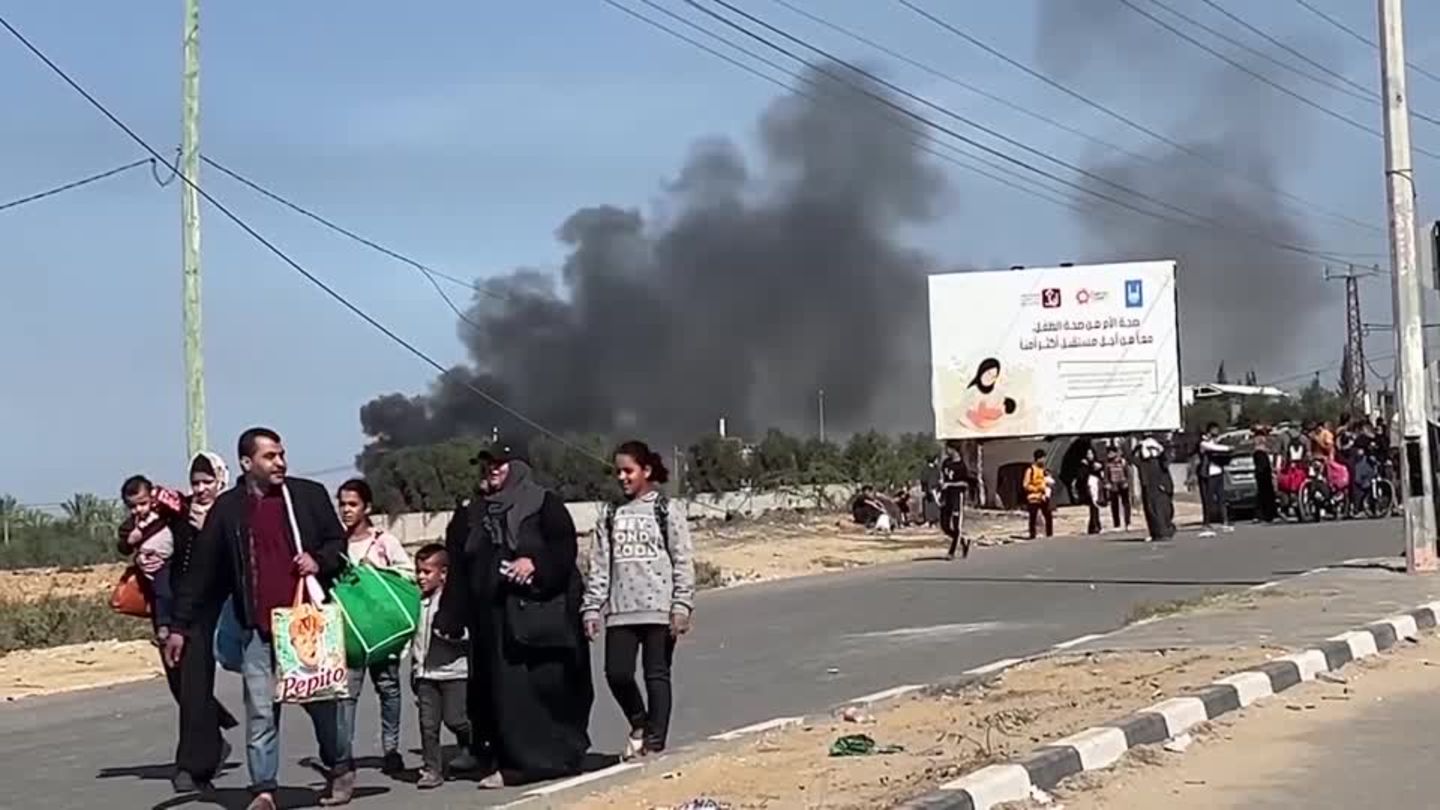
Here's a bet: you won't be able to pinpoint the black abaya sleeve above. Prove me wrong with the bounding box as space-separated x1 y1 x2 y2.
434 503 473 639
523 492 578 601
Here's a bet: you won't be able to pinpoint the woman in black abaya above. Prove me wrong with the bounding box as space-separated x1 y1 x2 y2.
1133 435 1176 542
436 451 593 788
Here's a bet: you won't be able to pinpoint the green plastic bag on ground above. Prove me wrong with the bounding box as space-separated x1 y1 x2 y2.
331 561 421 668
829 734 905 757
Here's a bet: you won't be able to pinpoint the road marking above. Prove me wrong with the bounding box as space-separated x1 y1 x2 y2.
1329 630 1379 660
1276 649 1328 682
1142 696 1209 736
1299 566 1330 577
966 657 1023 676
522 762 640 796
709 716 804 741
846 621 1005 640
1214 671 1274 707
939 763 1033 804
848 683 924 705
1053 726 1129 770
1380 613 1420 640
1051 633 1107 650
1249 580 1281 591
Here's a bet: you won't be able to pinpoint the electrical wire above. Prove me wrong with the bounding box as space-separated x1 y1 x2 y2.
687 0 1375 263
0 12 612 468
768 0 1375 238
604 0 1152 222
893 0 1383 237
1116 0 1440 160
1150 0 1375 105
201 155 491 331
0 158 153 213
1289 0 1440 87
1196 0 1373 99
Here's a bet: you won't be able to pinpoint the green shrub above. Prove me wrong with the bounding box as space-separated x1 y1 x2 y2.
0 593 151 655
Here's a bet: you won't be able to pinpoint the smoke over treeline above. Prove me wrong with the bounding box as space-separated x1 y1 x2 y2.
360 65 943 456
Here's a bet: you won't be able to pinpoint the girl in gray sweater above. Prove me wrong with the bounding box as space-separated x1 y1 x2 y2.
582 441 695 758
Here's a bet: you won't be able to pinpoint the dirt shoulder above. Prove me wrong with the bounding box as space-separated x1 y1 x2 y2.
0 639 161 702
1053 632 1440 810
567 645 1272 810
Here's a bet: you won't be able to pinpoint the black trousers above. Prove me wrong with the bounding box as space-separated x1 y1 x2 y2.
1199 474 1228 526
940 493 967 556
162 617 237 781
603 625 676 752
1027 501 1054 538
416 679 471 774
1110 488 1132 528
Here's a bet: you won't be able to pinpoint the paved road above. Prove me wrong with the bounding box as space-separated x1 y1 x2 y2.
0 519 1398 809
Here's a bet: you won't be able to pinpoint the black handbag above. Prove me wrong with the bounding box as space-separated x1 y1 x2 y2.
505 591 575 649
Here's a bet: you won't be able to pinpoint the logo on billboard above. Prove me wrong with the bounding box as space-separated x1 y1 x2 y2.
1125 279 1144 308
1041 288 1062 308
1074 288 1108 305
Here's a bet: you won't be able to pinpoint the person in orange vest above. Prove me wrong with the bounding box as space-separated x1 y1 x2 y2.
1023 449 1055 539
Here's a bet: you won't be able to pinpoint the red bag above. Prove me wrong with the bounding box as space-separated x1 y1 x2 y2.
109 566 151 618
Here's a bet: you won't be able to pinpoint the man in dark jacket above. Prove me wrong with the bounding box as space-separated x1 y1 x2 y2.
166 427 351 810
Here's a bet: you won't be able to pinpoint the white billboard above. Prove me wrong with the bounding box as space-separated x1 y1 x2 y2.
929 260 1181 440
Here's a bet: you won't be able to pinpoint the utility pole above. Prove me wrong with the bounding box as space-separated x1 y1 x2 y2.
1325 265 1369 413
817 388 826 443
180 0 206 459
1378 0 1436 573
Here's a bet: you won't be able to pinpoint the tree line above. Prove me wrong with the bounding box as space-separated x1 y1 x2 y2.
358 430 945 514
0 494 125 570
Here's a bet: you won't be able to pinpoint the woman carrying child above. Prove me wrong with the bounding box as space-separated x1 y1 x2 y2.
583 441 697 759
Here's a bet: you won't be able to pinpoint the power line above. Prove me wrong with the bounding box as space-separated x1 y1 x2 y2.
687 0 1376 263
0 158 153 213
1290 0 1440 86
0 11 612 469
1116 0 1440 160
1196 0 1373 98
768 0 1152 166
893 0 1383 237
201 155 490 330
1153 0 1440 129
1151 0 1373 104
603 0 1151 222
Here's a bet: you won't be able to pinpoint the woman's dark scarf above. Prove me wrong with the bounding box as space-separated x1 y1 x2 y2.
484 460 547 551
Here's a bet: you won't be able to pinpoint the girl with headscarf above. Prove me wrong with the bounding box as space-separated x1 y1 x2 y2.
161 452 239 792
435 451 593 788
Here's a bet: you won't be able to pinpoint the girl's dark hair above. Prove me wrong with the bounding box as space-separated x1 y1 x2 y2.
338 478 373 506
614 440 670 484
121 475 152 500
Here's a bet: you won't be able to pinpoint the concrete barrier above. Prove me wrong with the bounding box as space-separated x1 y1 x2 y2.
374 484 858 547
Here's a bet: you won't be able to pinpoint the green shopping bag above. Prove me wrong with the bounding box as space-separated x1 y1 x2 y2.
331 560 422 668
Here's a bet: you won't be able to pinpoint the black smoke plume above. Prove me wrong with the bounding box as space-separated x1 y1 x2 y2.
360 64 945 455
1034 0 1346 382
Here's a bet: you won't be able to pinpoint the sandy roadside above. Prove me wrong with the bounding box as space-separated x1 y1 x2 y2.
0 502 1199 701
568 645 1272 810
1050 631 1440 810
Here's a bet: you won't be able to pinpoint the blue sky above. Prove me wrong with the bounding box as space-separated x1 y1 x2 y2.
3 0 1438 502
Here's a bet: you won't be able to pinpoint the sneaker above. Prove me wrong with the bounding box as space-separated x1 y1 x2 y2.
448 751 481 773
1219 525 1236 534
416 769 444 790
478 771 507 790
1198 529 1217 538
381 750 405 775
623 730 646 761
246 795 277 810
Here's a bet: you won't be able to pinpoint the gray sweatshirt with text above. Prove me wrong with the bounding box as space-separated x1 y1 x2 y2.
582 492 695 626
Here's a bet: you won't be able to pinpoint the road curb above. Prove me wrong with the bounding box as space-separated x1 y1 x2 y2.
897 600 1440 810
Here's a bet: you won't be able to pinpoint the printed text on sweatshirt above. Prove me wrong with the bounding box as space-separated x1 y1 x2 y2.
582 491 695 626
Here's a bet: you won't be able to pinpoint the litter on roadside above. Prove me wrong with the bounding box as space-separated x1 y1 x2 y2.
674 798 730 810
829 733 905 757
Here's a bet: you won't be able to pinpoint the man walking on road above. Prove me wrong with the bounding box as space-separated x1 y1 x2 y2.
168 428 354 809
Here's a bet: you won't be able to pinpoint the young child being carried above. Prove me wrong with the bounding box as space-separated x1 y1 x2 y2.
116 475 185 641
410 544 474 789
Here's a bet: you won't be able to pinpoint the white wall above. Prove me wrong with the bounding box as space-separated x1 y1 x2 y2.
374 484 858 547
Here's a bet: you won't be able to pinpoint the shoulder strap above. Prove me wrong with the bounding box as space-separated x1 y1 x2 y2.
655 493 670 547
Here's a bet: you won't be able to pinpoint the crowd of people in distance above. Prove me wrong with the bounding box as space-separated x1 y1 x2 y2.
116 428 695 809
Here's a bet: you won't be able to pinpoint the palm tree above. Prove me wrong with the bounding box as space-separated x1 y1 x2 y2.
61 493 121 537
